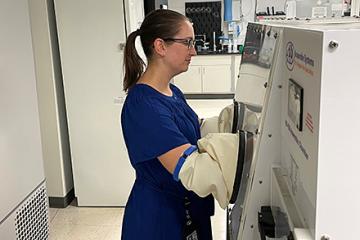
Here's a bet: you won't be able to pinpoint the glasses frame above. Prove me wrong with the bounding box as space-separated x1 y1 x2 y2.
163 38 196 49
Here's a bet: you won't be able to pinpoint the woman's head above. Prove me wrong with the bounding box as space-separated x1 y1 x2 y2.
123 9 194 92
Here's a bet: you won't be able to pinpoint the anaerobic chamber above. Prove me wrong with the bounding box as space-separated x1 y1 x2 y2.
228 19 360 240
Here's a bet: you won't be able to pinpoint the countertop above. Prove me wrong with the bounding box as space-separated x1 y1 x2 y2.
196 50 241 56
184 93 234 99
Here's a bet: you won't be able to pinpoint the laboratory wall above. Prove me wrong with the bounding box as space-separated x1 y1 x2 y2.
29 0 74 207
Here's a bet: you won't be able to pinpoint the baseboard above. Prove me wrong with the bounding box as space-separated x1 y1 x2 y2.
48 188 75 208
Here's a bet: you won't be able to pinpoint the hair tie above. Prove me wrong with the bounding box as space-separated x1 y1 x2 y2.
136 28 141 36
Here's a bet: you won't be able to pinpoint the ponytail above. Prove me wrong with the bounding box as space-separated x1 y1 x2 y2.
123 10 189 92
123 29 145 92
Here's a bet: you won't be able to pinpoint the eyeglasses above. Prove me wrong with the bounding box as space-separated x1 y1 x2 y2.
163 38 196 49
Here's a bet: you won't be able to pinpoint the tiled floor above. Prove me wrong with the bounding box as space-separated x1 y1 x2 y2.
48 200 226 240
49 99 232 239
48 201 123 240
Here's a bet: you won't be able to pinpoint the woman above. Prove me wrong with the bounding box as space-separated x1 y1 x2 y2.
120 9 214 240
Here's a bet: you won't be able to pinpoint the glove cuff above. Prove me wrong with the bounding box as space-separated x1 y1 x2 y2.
173 145 197 181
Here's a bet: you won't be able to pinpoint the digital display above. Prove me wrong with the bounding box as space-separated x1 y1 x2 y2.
288 79 304 131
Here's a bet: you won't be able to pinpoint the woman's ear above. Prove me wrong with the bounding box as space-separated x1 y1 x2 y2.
153 38 167 57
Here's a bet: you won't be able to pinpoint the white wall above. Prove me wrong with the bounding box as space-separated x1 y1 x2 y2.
29 0 73 198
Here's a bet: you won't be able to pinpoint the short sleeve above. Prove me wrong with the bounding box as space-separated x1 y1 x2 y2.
121 96 189 165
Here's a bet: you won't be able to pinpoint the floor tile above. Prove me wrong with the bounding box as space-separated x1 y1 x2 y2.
49 223 107 240
98 226 122 240
48 208 59 223
51 207 123 226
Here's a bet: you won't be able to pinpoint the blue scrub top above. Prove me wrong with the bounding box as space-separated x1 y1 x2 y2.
121 83 214 240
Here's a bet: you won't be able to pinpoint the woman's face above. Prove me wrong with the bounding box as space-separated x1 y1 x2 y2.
164 20 197 76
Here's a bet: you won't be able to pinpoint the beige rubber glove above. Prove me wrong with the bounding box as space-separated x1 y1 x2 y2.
200 101 261 137
178 150 229 208
176 131 254 209
218 101 261 133
199 116 219 138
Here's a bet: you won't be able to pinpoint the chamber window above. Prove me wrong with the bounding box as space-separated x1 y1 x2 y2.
288 79 304 131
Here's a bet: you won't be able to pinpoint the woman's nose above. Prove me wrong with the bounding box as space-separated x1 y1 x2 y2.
189 46 197 56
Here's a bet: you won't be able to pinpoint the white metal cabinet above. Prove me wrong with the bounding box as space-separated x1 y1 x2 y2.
54 0 135 206
0 0 47 237
173 65 202 93
0 0 45 217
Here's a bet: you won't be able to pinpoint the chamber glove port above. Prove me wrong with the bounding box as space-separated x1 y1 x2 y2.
200 101 261 137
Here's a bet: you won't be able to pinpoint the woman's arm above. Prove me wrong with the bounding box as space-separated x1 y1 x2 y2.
158 143 192 174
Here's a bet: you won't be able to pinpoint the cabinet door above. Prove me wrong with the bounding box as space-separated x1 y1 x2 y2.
202 65 232 93
173 66 202 93
55 0 134 206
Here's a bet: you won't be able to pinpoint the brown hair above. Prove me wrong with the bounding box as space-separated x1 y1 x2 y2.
123 9 188 92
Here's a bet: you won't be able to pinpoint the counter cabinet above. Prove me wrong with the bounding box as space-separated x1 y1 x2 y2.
173 55 241 94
